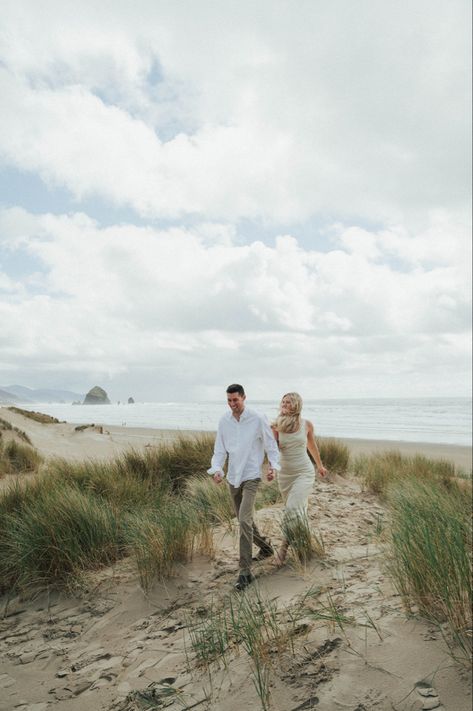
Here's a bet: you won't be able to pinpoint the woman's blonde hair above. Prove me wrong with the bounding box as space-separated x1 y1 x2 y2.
274 392 303 433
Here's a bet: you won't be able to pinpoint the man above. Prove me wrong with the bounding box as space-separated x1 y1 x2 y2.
208 383 280 591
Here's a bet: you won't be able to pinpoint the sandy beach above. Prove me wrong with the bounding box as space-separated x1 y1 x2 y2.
1 406 471 471
0 406 471 711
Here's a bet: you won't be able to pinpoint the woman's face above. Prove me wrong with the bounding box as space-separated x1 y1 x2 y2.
280 396 294 415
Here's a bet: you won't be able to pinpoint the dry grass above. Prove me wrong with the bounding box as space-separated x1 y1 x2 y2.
0 417 32 444
387 478 472 663
352 450 463 497
0 434 218 594
7 406 62 424
316 437 351 474
0 440 42 476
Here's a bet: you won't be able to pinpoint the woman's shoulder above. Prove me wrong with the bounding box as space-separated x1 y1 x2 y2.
303 418 314 431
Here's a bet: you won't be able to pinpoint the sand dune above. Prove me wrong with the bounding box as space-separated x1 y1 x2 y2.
0 407 471 710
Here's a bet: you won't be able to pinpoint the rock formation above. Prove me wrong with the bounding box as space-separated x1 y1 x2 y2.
83 386 111 405
128 397 135 404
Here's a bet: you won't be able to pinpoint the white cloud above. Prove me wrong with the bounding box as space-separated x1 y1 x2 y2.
0 2 470 399
0 1 470 224
1 207 470 398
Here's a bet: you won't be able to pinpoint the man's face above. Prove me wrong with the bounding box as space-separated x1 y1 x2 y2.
227 391 246 416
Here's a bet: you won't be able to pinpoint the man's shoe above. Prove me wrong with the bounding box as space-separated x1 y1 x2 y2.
234 573 255 591
252 544 274 561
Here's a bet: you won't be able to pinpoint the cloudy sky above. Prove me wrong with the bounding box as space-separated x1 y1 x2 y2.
0 0 471 402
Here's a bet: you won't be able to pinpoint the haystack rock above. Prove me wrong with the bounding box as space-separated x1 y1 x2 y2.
83 386 111 405
128 397 135 404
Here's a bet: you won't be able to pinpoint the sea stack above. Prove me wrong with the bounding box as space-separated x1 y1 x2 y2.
128 397 135 404
83 386 111 405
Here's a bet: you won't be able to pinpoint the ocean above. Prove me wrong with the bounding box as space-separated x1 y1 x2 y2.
18 397 472 447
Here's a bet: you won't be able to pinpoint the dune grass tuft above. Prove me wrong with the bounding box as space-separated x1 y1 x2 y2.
316 437 351 474
0 481 125 591
282 510 325 565
185 475 235 531
0 433 218 593
387 478 472 662
0 440 42 475
143 433 215 491
186 585 317 710
125 498 202 590
353 450 462 497
255 480 283 509
7 407 62 424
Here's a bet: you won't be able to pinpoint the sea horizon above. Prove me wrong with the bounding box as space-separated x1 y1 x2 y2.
11 396 472 447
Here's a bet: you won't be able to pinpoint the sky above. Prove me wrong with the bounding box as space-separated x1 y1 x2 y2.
0 0 471 402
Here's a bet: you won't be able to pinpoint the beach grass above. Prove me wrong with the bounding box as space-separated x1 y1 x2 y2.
352 450 461 497
316 437 351 474
0 472 214 593
185 475 236 531
7 406 62 424
0 434 219 593
255 480 283 509
117 433 216 492
0 440 42 476
0 480 125 591
0 417 32 444
282 510 325 565
351 449 472 661
185 585 345 710
47 455 170 510
125 497 206 590
387 478 472 662
186 586 311 710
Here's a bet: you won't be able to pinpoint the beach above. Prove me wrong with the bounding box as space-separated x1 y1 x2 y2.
0 406 471 711
2 406 471 471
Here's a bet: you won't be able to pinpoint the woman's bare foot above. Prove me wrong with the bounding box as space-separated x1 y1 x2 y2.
274 542 288 567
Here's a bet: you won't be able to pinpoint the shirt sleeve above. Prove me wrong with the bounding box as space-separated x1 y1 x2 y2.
261 414 280 471
207 421 227 475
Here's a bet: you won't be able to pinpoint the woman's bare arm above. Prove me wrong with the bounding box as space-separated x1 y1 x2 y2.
306 420 328 476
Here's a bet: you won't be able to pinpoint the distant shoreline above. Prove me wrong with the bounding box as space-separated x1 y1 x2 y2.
8 397 472 448
104 425 473 471
2 406 471 471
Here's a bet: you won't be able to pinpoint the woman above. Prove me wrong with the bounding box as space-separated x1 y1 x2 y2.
271 392 328 566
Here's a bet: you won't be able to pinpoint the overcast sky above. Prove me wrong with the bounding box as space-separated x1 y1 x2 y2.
0 0 471 402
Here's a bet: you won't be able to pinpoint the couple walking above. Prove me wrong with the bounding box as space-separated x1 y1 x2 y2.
208 383 327 591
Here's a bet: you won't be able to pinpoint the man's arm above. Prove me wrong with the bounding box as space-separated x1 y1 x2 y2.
261 414 280 480
207 422 227 480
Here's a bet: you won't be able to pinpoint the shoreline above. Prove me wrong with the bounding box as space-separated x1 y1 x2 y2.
333 435 472 471
2 407 472 470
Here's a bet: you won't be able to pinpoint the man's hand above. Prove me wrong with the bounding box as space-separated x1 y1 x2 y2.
266 467 276 482
213 472 224 484
318 465 328 478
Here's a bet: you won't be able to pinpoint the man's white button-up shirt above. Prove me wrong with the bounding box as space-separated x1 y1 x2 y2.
207 407 280 487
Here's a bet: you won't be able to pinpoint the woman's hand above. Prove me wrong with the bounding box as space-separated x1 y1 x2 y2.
318 465 328 477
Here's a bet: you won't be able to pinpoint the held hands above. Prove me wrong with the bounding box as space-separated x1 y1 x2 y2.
318 465 328 478
213 472 224 484
267 467 276 482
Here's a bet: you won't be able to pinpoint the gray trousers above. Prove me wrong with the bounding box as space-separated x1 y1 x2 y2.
228 478 270 575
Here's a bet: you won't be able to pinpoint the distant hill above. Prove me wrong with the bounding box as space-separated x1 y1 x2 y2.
0 387 24 403
1 385 85 403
